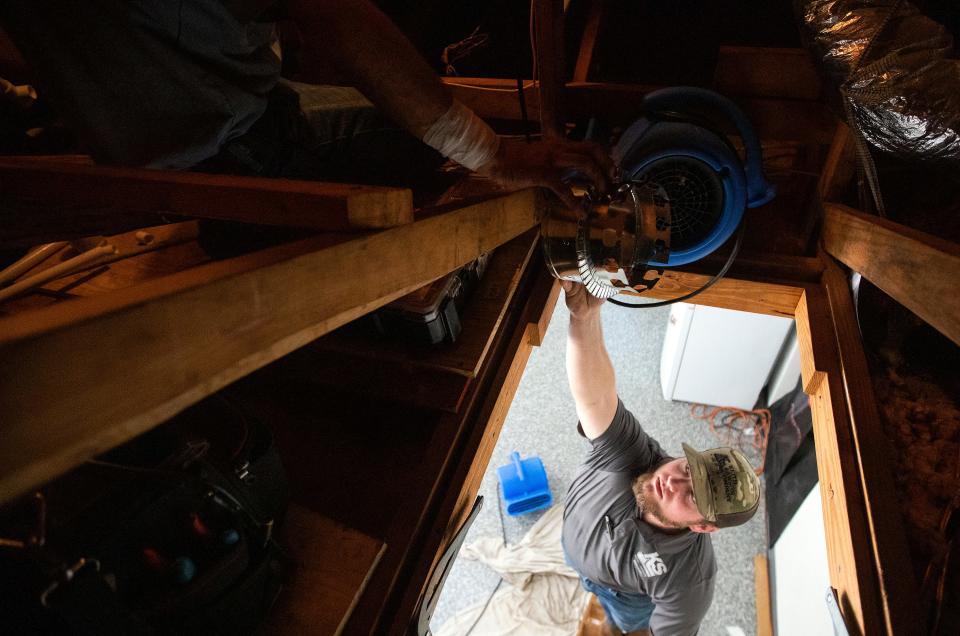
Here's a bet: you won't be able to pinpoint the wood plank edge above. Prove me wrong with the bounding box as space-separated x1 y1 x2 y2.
0 189 544 504
364 257 550 634
754 553 773 636
796 281 887 635
822 258 925 635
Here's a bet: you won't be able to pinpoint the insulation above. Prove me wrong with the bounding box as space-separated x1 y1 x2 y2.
796 0 960 162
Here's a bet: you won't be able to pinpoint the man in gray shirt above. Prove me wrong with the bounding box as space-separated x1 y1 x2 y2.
560 281 761 636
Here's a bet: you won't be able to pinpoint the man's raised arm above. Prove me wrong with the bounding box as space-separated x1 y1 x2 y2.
563 281 618 439
283 0 613 208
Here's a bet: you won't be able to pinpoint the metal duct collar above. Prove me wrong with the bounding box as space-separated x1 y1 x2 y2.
542 184 671 299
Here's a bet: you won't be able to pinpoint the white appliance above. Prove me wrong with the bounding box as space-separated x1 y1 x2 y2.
771 484 833 635
660 303 793 409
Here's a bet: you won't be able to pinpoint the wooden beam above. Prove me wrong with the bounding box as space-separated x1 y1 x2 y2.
643 271 803 318
0 188 545 504
822 202 960 346
438 264 560 549
261 504 386 636
572 0 603 83
713 46 821 100
450 43 825 120
794 285 887 635
528 276 561 346
754 554 773 636
344 237 551 634
533 0 566 137
564 83 836 144
445 78 836 144
0 159 414 234
445 77 543 122
794 289 828 394
822 257 923 634
311 230 540 378
683 252 825 285
389 261 558 633
818 123 856 203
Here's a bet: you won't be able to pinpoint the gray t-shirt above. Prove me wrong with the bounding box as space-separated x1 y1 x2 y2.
562 399 716 636
1 0 280 167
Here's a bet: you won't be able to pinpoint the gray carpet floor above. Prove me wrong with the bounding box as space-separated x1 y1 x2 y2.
430 298 767 635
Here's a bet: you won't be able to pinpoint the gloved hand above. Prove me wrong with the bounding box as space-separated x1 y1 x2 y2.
477 137 615 211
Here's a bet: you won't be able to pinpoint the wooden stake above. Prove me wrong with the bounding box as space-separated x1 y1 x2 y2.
0 243 116 303
0 242 68 287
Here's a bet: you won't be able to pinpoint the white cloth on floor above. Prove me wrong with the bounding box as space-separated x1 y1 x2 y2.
435 504 589 635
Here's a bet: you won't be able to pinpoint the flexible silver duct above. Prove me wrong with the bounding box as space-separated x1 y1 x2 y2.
796 0 960 162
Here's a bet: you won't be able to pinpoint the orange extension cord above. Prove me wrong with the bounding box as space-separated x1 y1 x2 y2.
689 404 771 475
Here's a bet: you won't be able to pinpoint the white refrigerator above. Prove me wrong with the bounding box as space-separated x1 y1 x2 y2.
659 303 794 410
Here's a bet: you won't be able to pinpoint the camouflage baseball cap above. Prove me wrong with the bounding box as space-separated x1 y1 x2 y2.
682 443 761 529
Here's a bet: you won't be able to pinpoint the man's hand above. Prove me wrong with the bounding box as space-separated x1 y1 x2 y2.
561 279 606 320
478 138 615 211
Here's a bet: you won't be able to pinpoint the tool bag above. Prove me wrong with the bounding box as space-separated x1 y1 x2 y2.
0 394 289 636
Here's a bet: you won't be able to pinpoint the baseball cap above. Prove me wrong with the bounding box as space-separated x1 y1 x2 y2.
682 443 761 528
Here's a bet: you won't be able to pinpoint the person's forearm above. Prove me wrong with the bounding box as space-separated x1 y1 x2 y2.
286 0 451 137
567 313 618 437
284 0 613 204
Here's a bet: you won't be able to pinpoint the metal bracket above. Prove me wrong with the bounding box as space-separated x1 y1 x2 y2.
826 586 851 636
40 557 102 608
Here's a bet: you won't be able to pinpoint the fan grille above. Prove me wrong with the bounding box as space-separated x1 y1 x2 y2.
634 158 724 251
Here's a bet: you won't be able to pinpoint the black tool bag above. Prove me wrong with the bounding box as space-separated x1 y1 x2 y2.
0 395 289 636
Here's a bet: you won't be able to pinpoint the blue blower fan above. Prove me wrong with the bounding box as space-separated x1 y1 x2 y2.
543 87 775 304
497 451 553 516
613 86 775 267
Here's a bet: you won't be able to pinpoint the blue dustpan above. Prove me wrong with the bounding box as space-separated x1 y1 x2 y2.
497 451 553 516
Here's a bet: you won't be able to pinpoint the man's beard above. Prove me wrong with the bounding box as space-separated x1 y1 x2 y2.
632 471 686 529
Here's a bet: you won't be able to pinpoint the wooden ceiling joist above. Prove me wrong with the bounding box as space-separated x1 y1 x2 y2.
821 257 922 635
0 188 544 505
822 202 960 346
794 285 886 635
0 159 414 237
444 77 834 145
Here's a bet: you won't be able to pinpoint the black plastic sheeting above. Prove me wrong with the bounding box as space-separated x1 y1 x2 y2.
795 0 960 162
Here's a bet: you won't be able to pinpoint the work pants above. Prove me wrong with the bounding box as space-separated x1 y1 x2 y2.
579 575 656 633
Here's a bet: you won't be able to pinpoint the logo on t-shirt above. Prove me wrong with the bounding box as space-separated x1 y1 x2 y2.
634 551 667 577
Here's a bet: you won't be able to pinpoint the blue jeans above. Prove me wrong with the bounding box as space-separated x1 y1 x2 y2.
579 575 655 633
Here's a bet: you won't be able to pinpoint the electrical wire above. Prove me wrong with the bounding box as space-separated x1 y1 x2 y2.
690 403 771 475
839 0 904 218
529 0 543 133
442 26 491 76
517 78 531 143
445 81 537 93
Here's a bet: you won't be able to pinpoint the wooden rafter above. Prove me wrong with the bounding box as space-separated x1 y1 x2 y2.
794 285 886 635
0 188 545 504
712 46 822 101
444 78 835 144
572 0 604 83
822 202 960 346
821 256 922 634
533 0 566 137
0 159 414 238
